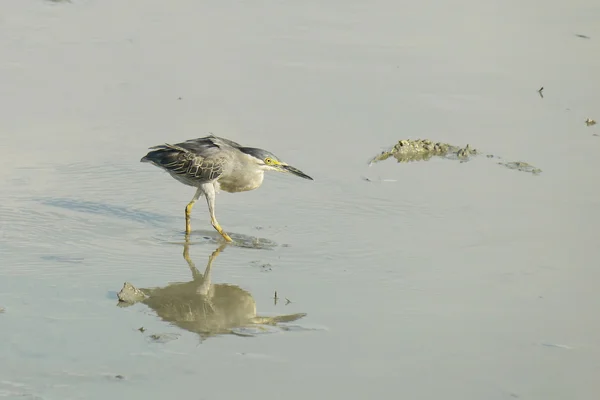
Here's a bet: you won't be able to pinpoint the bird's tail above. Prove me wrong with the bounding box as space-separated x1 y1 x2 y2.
140 143 187 166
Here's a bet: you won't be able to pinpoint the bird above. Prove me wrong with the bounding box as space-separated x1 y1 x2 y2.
141 134 313 242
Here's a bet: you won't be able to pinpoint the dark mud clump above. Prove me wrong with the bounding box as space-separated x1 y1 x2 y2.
368 138 542 175
369 139 477 164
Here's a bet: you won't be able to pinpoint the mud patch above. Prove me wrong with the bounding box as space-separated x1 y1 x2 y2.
369 139 478 164
368 139 542 176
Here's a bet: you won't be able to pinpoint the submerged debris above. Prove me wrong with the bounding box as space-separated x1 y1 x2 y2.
369 139 478 164
148 333 181 343
368 138 541 175
538 86 544 98
541 342 574 350
250 260 273 272
585 118 596 126
498 161 542 175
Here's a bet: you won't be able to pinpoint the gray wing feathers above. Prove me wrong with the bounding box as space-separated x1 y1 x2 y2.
142 139 228 182
175 135 242 153
162 151 224 181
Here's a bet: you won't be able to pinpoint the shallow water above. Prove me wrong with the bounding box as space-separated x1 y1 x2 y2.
1 0 600 399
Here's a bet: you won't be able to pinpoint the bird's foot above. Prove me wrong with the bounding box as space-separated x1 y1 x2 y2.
219 230 233 243
211 220 233 243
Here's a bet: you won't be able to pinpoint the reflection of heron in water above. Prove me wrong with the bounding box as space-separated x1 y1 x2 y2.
117 240 306 340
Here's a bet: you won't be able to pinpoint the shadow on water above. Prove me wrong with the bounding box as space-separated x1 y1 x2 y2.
37 197 172 226
158 229 281 250
116 240 307 341
38 198 284 248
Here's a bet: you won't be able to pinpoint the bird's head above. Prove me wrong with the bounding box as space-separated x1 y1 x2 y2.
241 147 313 180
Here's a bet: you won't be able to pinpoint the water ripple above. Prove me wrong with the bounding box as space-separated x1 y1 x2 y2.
37 197 171 226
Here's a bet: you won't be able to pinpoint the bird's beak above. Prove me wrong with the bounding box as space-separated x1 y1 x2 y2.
281 164 313 180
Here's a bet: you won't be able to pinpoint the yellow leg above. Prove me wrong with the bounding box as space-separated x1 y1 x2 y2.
185 188 203 234
203 184 233 243
211 218 233 243
185 202 194 234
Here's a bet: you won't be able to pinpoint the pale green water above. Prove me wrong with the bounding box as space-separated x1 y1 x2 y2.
1 0 600 399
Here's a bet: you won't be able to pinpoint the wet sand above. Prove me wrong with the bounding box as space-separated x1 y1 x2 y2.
1 0 599 399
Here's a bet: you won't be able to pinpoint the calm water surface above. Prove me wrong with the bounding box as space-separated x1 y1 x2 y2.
1 0 600 399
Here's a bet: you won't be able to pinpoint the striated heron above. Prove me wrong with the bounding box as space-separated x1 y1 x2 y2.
141 134 313 242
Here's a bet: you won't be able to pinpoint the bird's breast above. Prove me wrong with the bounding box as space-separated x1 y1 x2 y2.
217 170 264 193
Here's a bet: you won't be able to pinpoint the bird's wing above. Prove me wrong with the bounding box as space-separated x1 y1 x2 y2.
206 134 244 149
176 135 243 153
142 134 245 182
165 149 227 181
146 135 243 153
142 141 227 182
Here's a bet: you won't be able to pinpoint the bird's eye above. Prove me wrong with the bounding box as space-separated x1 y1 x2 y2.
264 157 273 165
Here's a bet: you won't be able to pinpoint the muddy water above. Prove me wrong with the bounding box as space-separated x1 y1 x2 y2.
1 0 600 399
